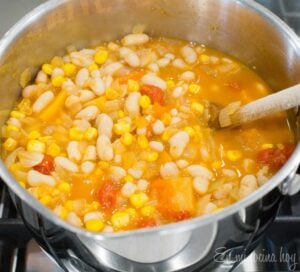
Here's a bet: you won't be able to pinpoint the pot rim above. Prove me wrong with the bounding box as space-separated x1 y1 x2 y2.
0 0 299 239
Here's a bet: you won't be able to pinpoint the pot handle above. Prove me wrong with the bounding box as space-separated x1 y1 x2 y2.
279 167 300 195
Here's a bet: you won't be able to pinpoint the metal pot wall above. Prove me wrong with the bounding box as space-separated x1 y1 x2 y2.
0 0 300 271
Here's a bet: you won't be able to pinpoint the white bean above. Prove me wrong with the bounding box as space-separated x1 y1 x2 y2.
170 117 181 125
128 168 143 179
75 68 89 87
67 141 81 162
141 73 167 90
164 53 175 60
22 85 38 98
186 164 213 180
121 182 137 197
176 159 189 169
52 68 64 78
96 114 113 139
84 212 103 223
181 45 197 64
73 119 91 130
157 58 170 67
67 212 83 227
169 131 190 158
136 127 146 135
122 33 149 46
180 71 195 81
160 162 179 179
27 170 56 187
120 47 140 67
193 177 209 194
148 63 160 73
75 106 99 120
7 118 21 128
97 135 114 161
125 92 141 117
79 90 95 102
137 179 149 191
83 145 97 161
32 91 54 113
203 203 217 214
18 151 44 168
81 161 95 174
172 86 184 98
110 166 126 181
65 95 82 113
55 157 79 172
172 58 187 69
103 62 123 76
152 120 165 135
239 175 258 198
149 141 164 152
114 154 122 163
89 77 105 96
36 71 48 84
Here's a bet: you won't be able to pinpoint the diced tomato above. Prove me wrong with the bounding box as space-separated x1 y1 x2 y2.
33 155 54 175
140 85 164 105
118 70 145 84
257 144 295 171
150 177 195 221
138 217 157 228
96 181 119 211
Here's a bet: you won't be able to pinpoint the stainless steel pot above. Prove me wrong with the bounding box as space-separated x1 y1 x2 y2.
0 0 300 271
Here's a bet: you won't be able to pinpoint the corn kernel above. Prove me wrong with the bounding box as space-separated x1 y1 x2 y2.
98 161 110 169
3 138 17 151
121 132 134 146
139 95 151 109
184 126 195 137
40 195 51 205
42 63 53 75
27 140 46 153
10 111 25 119
124 174 134 183
146 151 159 162
65 201 73 211
10 163 22 173
130 193 149 209
128 79 140 92
137 135 149 149
117 110 125 118
69 127 84 141
51 188 60 197
58 182 71 193
211 161 222 169
52 75 65 88
94 49 109 65
18 98 32 115
140 206 155 217
188 84 201 94
46 143 61 156
161 113 172 126
226 150 242 161
113 121 130 135
85 127 98 141
162 131 171 141
6 124 19 132
28 130 41 139
19 181 26 188
51 56 64 67
261 143 274 150
111 211 130 228
105 88 120 100
191 102 204 115
59 207 68 219
85 219 104 232
63 63 77 76
126 208 138 220
166 79 175 89
88 63 99 72
199 54 210 64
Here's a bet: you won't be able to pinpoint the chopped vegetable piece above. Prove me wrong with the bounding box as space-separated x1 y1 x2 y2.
140 85 164 105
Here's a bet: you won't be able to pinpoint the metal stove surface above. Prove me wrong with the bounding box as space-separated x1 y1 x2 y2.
1 1 300 272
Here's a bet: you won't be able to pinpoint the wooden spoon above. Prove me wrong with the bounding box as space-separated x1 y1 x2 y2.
215 84 300 128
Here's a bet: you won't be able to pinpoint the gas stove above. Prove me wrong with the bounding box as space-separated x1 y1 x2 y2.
1 0 300 271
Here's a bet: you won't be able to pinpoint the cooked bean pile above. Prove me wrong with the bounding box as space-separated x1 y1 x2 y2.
1 33 294 232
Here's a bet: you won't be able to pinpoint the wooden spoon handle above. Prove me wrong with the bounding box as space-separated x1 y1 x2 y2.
231 84 300 126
